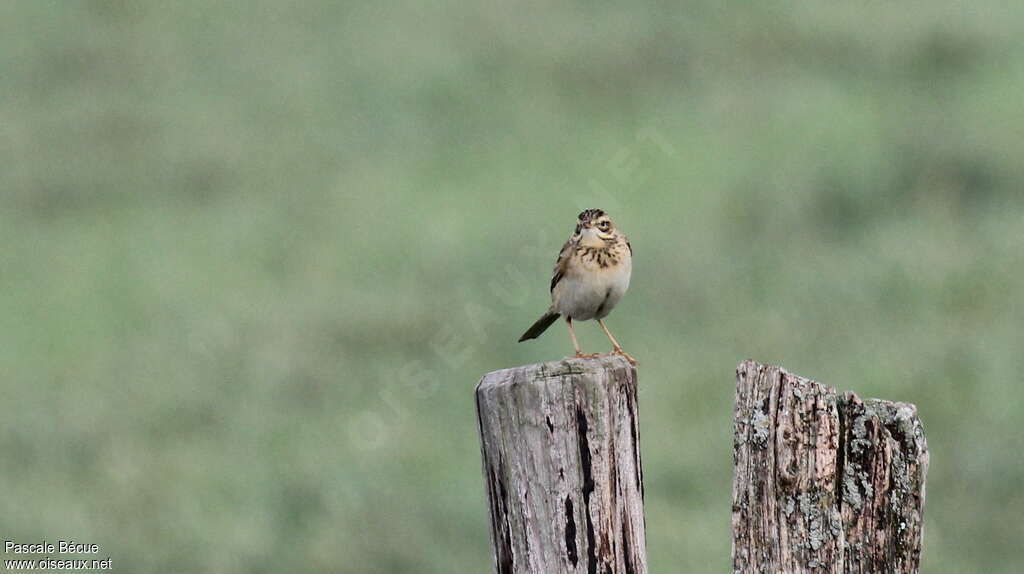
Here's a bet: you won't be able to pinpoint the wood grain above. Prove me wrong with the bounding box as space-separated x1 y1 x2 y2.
475 355 646 574
732 360 928 574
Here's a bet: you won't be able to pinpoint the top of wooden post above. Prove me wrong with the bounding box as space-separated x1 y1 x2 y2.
476 354 635 392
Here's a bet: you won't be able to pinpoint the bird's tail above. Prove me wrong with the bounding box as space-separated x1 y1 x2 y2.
518 311 560 342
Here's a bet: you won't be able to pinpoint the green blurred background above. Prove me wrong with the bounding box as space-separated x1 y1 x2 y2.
2 1 1022 572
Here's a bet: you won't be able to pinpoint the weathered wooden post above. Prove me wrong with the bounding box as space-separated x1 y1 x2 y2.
475 355 646 574
732 360 929 574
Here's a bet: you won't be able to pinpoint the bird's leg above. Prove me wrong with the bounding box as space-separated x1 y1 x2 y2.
598 319 637 365
566 317 599 359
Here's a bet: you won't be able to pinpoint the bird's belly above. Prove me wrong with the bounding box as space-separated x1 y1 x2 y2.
554 266 630 321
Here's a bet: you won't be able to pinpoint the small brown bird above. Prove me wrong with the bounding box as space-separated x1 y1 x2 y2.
518 209 635 365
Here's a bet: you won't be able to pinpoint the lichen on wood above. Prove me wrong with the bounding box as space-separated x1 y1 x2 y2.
732 360 928 574
840 394 928 574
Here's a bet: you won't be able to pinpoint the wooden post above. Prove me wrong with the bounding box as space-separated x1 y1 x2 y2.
475 355 647 574
732 360 929 574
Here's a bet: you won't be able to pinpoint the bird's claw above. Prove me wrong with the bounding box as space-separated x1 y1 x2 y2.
612 347 638 366
574 351 601 359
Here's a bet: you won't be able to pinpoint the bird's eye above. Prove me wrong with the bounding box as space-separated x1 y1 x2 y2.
599 221 610 230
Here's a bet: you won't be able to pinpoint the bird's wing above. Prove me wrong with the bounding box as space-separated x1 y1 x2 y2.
550 238 573 293
626 236 632 255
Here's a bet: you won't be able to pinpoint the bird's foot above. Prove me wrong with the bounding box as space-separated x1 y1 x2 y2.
611 347 638 366
574 351 601 359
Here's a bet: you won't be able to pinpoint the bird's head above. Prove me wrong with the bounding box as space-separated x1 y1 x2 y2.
574 208 617 245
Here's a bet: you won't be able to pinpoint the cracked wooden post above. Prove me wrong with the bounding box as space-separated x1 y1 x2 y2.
475 355 646 574
732 360 929 574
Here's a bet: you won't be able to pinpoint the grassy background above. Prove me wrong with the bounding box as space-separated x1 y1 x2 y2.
2 1 1023 572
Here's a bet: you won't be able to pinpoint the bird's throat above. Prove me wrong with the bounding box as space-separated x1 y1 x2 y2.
578 234 607 248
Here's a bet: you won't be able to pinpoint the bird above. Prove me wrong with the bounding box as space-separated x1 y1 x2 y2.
518 208 636 365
